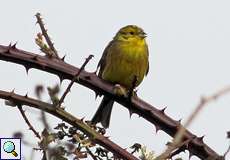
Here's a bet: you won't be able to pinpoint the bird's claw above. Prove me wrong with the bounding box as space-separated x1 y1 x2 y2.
113 84 127 97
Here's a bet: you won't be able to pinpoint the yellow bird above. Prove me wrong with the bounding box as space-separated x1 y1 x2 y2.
91 25 149 128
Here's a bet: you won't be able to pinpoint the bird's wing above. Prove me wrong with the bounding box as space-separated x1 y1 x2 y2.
97 40 115 78
145 44 149 76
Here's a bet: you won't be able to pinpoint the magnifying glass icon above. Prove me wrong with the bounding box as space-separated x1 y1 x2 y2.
3 141 18 157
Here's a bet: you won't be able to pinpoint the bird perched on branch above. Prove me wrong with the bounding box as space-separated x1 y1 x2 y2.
91 25 149 128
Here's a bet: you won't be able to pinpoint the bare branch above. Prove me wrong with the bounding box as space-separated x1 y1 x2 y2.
156 86 230 160
57 54 94 107
17 105 41 139
35 13 59 58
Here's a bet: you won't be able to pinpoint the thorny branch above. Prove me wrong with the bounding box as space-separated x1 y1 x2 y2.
57 54 94 107
0 44 224 160
0 90 138 160
156 86 230 160
35 13 59 58
17 105 41 139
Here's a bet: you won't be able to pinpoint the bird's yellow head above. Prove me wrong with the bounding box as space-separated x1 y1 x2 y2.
114 25 147 43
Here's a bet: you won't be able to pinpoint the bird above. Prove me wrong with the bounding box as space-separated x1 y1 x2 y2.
91 25 149 128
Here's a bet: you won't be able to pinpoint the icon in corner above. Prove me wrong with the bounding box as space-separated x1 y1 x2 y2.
0 138 21 159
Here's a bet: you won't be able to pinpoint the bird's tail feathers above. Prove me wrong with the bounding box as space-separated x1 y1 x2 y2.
91 96 114 128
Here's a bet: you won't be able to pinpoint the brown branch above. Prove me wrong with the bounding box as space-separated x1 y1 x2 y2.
17 105 41 139
156 86 230 160
57 54 94 107
0 44 223 160
35 13 59 58
40 111 51 131
0 90 138 160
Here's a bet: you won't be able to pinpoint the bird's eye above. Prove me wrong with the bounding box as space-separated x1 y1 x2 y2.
129 31 134 35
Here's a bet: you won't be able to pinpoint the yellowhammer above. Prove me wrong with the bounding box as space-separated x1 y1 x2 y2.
91 25 149 128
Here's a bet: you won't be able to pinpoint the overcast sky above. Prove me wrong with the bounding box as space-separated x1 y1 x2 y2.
1 1 230 160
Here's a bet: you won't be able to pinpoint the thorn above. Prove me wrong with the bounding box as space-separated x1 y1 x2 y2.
95 92 99 99
8 42 12 48
160 107 167 113
24 93 28 98
6 43 12 52
24 66 30 74
197 135 205 143
8 89 15 98
80 117 85 121
61 55 66 61
11 42 17 49
155 125 161 133
58 75 64 84
128 108 134 118
177 119 182 123
10 88 15 94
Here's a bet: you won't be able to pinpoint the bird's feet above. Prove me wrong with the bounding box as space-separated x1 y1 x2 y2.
113 84 127 97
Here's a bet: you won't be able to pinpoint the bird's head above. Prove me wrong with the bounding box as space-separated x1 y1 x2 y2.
114 25 147 42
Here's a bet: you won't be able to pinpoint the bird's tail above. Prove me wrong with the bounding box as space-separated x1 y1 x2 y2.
91 96 114 128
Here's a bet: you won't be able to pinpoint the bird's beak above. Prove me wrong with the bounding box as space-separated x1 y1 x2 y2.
140 32 147 39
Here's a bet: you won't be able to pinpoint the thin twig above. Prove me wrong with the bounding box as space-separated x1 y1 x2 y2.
35 13 59 58
17 105 41 139
85 146 98 160
57 54 94 107
223 144 230 157
156 86 230 160
41 111 51 131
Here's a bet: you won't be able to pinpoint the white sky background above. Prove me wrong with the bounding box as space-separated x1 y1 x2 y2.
0 0 230 159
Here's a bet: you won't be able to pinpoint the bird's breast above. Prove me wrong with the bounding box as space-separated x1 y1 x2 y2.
102 41 148 89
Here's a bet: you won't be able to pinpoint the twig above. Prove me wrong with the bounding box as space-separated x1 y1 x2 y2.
35 85 51 131
57 54 94 107
17 105 41 139
224 132 230 158
223 144 230 157
156 86 230 160
35 13 59 58
85 146 98 160
41 111 51 131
